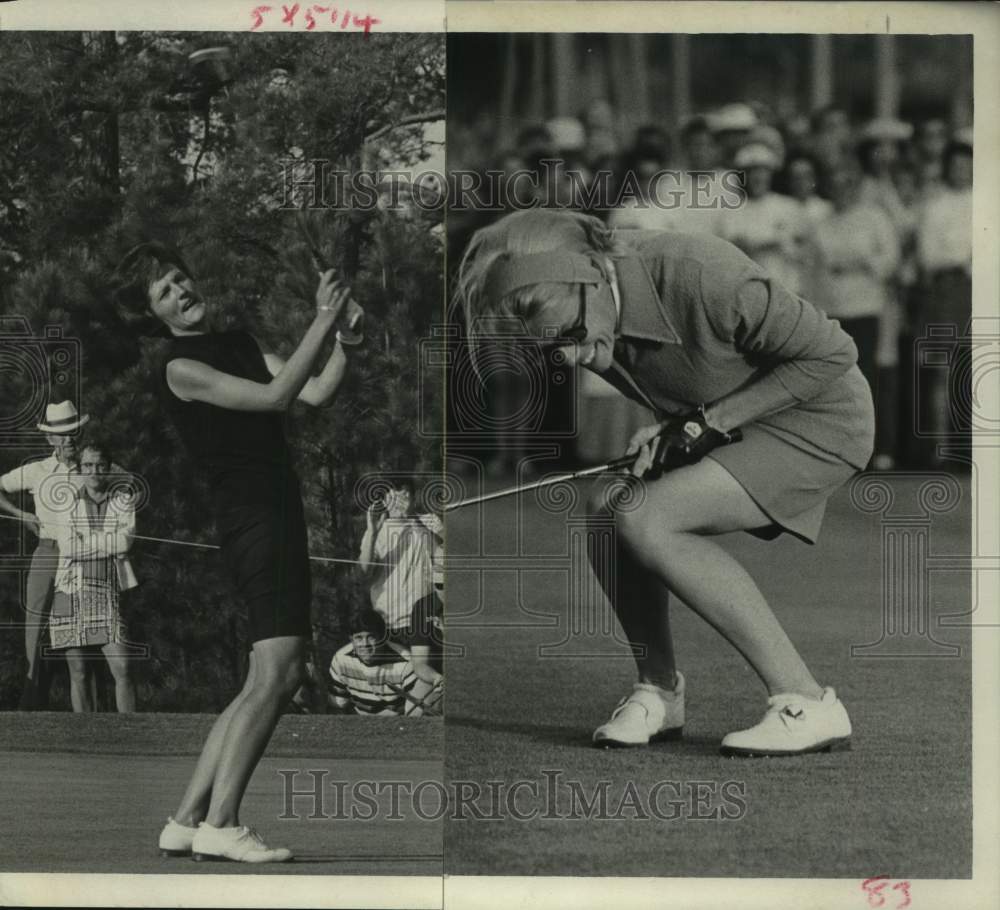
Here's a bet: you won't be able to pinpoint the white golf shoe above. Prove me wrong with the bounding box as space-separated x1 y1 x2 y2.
158 817 198 857
592 674 685 748
191 823 293 863
720 687 852 757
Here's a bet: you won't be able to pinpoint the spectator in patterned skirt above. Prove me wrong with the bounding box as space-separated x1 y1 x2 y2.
50 439 139 712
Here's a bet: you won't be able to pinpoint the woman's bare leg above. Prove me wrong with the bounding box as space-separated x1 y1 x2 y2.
203 636 307 828
586 485 677 690
172 653 257 827
607 459 823 699
101 642 137 712
65 648 92 712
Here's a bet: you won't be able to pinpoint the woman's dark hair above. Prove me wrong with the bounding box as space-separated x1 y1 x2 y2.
78 436 114 467
386 475 416 496
112 241 195 337
810 104 848 134
680 115 712 144
943 139 973 182
776 150 823 196
632 123 671 161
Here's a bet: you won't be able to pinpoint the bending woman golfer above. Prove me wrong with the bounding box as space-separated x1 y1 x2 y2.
456 211 874 757
117 243 356 861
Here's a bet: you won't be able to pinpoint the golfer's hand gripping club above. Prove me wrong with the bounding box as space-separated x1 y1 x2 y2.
645 408 743 477
300 213 366 345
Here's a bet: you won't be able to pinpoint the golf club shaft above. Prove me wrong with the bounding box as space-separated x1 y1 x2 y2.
442 453 636 512
443 429 743 512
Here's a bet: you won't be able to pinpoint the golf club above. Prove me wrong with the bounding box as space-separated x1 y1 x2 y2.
442 429 743 512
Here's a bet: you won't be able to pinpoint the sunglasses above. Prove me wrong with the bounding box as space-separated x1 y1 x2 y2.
534 283 591 348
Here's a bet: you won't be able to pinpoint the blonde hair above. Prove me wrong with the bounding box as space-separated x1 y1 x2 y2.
453 210 621 356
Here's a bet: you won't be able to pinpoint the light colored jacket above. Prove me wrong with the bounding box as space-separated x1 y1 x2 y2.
604 230 875 470
53 488 138 595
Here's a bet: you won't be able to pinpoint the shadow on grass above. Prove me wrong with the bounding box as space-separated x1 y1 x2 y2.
446 713 724 756
291 853 442 864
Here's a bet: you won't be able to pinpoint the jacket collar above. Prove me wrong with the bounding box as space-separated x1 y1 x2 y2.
612 254 682 345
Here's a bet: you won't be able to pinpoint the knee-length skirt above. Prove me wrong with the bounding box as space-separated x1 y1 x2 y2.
707 423 860 545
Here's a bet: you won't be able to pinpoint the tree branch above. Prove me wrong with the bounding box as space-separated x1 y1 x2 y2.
364 110 445 144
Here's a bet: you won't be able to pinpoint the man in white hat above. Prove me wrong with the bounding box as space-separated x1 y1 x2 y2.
0 401 89 709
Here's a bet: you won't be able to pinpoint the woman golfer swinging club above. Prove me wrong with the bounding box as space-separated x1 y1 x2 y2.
116 242 359 861
455 210 874 757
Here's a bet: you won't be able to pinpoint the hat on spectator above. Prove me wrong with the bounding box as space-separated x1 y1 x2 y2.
746 125 786 165
860 118 913 143
951 126 973 151
733 142 781 170
710 103 758 133
547 117 587 152
37 401 89 434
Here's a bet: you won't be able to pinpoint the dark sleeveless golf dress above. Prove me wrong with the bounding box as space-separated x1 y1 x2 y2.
160 330 311 642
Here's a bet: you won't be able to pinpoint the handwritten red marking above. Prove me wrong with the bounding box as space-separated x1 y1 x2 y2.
248 3 378 32
305 5 329 29
250 5 273 29
861 877 912 909
353 13 379 34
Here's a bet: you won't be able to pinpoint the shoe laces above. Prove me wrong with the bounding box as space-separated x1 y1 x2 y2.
237 825 266 848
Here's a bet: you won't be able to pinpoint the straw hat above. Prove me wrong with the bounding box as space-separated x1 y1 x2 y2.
733 142 781 170
37 401 89 434
860 118 914 143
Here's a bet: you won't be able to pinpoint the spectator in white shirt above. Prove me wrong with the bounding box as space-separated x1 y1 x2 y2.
0 401 88 709
358 478 444 704
813 156 900 466
720 142 811 295
917 138 973 285
913 134 973 464
782 151 833 229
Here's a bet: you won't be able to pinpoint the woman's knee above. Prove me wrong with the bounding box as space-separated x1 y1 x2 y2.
66 654 88 682
251 651 306 699
104 656 131 682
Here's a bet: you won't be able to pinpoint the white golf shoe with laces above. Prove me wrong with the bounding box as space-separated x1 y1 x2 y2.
592 674 685 747
157 817 198 857
720 687 852 757
191 822 293 863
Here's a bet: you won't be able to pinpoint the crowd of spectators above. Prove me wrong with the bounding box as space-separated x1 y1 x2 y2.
449 99 974 472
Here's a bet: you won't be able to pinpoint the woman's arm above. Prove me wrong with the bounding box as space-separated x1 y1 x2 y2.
0 488 38 535
357 503 385 575
165 270 348 412
72 498 136 560
262 341 347 408
702 272 859 434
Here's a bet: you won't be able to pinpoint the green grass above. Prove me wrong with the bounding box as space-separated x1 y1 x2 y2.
443 475 973 877
0 711 442 758
0 714 443 875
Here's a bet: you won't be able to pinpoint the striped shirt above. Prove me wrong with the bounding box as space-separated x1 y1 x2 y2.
328 643 417 716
